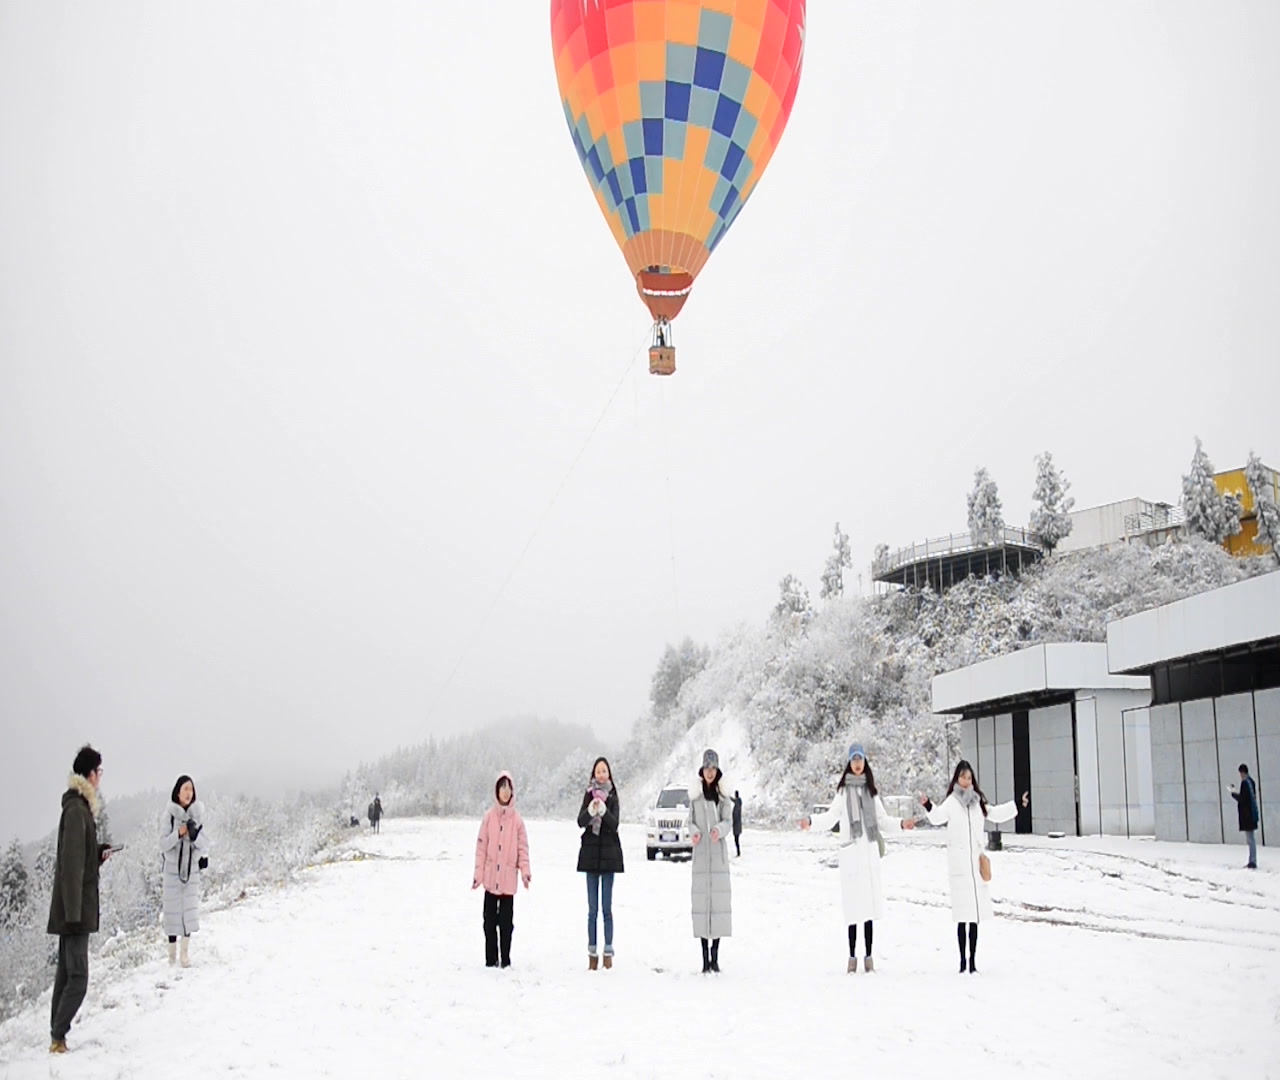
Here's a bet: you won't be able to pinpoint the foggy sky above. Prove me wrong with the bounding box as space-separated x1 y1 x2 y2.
3 1 1278 844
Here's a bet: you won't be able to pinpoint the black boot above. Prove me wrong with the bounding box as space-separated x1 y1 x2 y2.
700 938 711 974
956 922 967 973
710 939 720 973
968 923 978 974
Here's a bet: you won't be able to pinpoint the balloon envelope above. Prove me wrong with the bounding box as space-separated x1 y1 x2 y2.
551 0 807 322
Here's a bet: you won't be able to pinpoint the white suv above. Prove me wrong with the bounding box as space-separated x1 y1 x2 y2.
645 785 692 860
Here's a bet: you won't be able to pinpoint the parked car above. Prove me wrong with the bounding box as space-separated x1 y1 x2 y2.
646 784 693 860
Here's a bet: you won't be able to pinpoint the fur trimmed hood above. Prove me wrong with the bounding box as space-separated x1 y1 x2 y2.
67 773 101 819
168 799 205 823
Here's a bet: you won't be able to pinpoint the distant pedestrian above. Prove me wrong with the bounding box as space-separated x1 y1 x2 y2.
919 760 1028 973
690 749 734 973
732 790 743 856
472 772 531 968
160 775 208 967
47 745 113 1054
577 757 624 970
1230 764 1260 869
370 795 383 834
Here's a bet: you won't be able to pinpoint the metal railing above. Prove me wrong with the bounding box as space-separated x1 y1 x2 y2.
872 526 1043 577
1123 503 1184 536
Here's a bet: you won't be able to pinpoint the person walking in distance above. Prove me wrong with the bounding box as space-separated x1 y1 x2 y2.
47 745 114 1054
732 790 744 857
801 744 915 973
577 757 624 969
1230 764 1261 869
689 749 734 973
919 760 1028 973
472 772 531 968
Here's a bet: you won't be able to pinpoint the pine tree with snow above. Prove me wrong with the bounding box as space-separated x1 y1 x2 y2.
1029 451 1075 554
0 839 30 925
820 522 852 599
774 573 812 623
967 467 1004 545
1222 490 1244 539
1245 450 1280 564
1181 437 1232 544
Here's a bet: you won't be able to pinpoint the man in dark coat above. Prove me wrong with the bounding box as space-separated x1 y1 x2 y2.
371 795 383 834
1231 764 1261 869
732 791 743 857
47 744 112 1053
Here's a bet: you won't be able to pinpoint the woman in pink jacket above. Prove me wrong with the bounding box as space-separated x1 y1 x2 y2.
472 771 532 968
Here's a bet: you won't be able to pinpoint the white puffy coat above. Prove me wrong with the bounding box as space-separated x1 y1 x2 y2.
925 793 1017 922
160 800 208 936
807 788 900 924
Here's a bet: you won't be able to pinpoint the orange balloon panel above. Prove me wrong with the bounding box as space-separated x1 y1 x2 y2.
551 0 806 322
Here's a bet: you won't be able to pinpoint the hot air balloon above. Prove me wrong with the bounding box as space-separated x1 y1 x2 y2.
550 0 807 374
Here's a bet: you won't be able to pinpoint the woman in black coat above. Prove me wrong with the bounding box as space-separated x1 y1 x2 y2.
577 757 624 969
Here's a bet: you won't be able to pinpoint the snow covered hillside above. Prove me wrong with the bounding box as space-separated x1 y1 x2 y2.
335 541 1274 831
1 818 1276 1077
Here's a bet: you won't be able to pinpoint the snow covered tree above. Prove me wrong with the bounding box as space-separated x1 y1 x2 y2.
1245 450 1280 564
0 839 29 925
774 573 813 625
1222 490 1244 539
649 637 710 717
967 467 1004 545
1029 451 1075 554
1181 437 1233 544
819 522 852 599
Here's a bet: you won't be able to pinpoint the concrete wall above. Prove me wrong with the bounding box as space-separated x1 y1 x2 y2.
1107 571 1280 674
1256 688 1279 847
1149 690 1275 847
1078 688 1155 836
1029 703 1076 834
1056 499 1146 554
1151 703 1187 841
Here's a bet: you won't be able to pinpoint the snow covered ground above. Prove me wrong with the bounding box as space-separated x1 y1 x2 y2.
2 818 1277 1078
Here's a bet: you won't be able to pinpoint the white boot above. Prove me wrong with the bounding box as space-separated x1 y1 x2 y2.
180 936 191 968
167 940 177 965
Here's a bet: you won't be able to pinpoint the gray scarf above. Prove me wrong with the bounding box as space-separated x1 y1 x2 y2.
843 775 880 847
953 785 980 810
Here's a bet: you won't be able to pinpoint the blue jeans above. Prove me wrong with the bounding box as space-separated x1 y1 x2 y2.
1246 830 1257 866
586 872 615 955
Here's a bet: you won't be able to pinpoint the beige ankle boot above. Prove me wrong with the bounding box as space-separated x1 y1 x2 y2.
180 936 191 967
167 940 177 965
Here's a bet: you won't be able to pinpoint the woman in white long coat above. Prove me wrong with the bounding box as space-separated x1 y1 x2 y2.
920 759 1027 973
802 744 915 973
160 774 208 967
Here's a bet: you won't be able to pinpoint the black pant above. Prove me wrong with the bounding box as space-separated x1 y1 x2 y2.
734 832 741 856
848 920 874 957
51 934 90 1041
483 891 514 967
957 922 978 969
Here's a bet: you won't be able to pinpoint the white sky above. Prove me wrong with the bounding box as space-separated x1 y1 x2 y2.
2 1 1277 843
